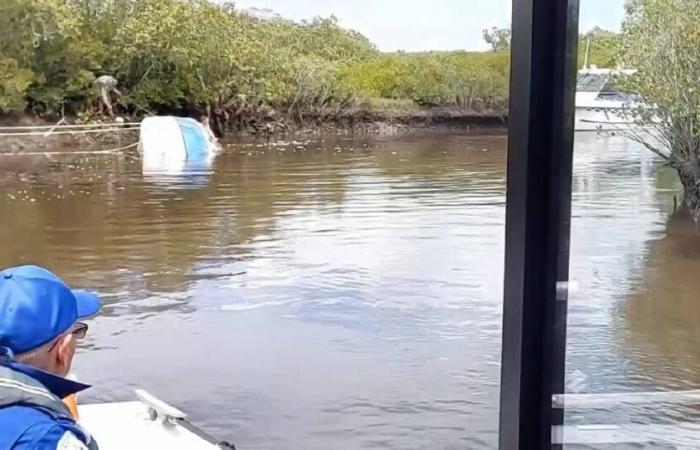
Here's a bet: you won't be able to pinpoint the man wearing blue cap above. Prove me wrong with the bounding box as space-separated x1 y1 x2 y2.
0 265 101 449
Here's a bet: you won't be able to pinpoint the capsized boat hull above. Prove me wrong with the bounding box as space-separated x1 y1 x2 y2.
138 116 219 160
138 115 219 185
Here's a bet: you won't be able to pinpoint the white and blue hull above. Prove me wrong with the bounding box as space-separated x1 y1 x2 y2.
138 116 219 181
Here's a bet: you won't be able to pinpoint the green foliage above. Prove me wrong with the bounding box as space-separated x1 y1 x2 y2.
0 0 383 117
0 57 34 112
621 0 700 161
579 27 622 68
3 1 649 122
0 1 506 120
0 0 514 118
0 0 104 114
621 0 700 214
342 51 510 113
479 25 622 68
482 27 511 51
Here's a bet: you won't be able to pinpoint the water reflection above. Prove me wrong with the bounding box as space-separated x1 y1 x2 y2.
563 209 700 447
564 135 700 447
567 134 669 395
623 210 700 389
141 150 214 189
0 132 697 449
0 133 507 449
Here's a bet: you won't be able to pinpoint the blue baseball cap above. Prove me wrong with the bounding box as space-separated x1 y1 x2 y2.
0 265 101 357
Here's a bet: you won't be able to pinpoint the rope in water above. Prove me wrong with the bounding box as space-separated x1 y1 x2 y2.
0 142 138 157
0 122 141 130
0 127 139 137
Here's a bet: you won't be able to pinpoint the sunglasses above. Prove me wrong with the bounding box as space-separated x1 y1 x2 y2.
48 322 89 352
71 322 89 340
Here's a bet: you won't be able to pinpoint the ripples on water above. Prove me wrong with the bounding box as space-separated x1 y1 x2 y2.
0 132 698 449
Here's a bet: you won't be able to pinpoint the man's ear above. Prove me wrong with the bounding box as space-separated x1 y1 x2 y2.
54 333 76 371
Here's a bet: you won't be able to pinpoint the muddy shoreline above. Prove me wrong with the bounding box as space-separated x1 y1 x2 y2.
0 111 507 153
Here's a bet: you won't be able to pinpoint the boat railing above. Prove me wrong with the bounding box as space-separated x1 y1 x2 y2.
552 390 700 447
553 389 700 409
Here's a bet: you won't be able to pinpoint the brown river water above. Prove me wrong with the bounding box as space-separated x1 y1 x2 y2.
0 131 698 449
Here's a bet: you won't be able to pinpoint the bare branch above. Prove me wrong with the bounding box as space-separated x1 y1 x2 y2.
626 130 672 161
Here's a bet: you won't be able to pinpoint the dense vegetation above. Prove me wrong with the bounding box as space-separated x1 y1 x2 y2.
0 0 620 129
0 0 377 125
579 27 621 69
343 51 510 113
620 0 700 217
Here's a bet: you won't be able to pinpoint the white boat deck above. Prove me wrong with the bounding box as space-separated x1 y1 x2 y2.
79 400 220 450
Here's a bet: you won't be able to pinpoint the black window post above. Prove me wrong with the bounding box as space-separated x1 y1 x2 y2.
499 0 580 449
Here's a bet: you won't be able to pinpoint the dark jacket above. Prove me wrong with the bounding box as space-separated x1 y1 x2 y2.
0 362 98 449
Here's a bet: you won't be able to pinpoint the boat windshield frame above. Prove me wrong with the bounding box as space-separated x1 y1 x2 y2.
576 72 608 92
499 0 579 448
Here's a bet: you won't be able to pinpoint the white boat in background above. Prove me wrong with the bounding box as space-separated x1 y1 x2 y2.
575 67 643 132
79 390 235 449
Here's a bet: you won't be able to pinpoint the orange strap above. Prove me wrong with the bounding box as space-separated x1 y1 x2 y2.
63 394 79 420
